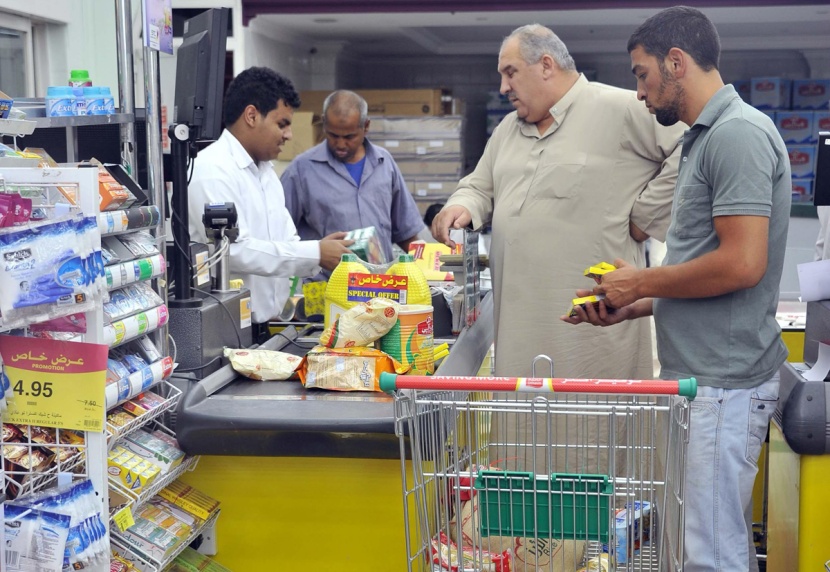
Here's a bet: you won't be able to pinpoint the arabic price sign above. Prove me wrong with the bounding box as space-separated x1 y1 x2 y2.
0 335 108 432
346 273 409 304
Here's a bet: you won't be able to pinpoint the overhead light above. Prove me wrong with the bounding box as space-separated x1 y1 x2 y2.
313 18 338 23
476 17 488 21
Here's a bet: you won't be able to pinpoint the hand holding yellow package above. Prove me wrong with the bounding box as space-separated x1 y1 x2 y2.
223 348 302 381
298 345 410 391
319 298 399 348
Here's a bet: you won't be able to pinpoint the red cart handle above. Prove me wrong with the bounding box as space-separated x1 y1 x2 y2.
379 373 696 399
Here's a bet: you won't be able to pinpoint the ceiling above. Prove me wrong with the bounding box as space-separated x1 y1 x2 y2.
250 4 830 58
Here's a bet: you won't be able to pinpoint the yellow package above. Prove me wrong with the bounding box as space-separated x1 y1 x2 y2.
319 298 399 348
583 261 617 283
224 348 303 381
297 345 410 391
302 281 327 317
568 294 607 318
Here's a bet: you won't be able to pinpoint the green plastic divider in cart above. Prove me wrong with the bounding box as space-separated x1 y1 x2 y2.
473 470 613 543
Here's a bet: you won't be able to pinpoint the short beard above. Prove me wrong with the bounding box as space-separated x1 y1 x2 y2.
654 62 684 126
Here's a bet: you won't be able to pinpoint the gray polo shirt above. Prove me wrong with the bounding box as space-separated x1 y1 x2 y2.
654 85 791 389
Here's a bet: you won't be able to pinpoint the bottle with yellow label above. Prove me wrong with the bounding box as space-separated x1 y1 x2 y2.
324 253 369 328
386 254 431 307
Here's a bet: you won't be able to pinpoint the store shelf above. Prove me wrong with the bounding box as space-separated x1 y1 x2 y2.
109 453 198 505
2 436 88 500
32 113 135 129
99 206 162 236
0 117 37 136
106 379 181 446
111 508 219 572
105 254 166 291
105 304 169 348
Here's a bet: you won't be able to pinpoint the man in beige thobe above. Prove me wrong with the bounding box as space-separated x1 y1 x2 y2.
433 24 685 381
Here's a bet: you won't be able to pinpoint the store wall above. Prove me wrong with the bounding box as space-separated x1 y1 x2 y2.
339 48 828 173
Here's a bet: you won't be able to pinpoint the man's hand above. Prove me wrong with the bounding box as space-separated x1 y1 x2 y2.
431 205 472 248
560 289 632 327
593 258 643 309
319 235 355 271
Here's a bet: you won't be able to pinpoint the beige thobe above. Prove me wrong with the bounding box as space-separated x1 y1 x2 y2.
448 75 685 380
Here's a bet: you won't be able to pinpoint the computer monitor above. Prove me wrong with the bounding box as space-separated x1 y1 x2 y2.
815 131 830 206
173 7 229 142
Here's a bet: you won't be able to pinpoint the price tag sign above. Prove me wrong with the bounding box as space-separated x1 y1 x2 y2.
113 505 135 532
0 335 108 432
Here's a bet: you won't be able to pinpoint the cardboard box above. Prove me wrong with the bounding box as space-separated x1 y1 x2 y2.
158 480 221 521
788 144 817 179
792 79 830 110
397 159 463 177
751 77 792 109
279 111 322 161
300 89 451 116
407 178 458 198
371 115 462 135
815 111 830 133
374 137 461 157
776 111 815 144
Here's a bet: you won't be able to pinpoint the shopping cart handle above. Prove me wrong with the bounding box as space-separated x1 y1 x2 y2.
379 372 697 399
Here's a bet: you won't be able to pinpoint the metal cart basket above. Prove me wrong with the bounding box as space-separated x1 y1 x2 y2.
380 366 695 572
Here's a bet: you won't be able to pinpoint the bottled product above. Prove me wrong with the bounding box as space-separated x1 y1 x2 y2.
68 70 93 88
386 254 431 306
324 253 369 328
69 70 92 116
45 86 75 117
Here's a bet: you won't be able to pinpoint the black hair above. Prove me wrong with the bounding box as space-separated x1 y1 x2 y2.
627 6 721 72
424 203 444 227
222 66 302 126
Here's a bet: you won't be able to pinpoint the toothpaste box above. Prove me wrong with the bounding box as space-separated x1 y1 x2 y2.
776 112 815 144
751 77 792 109
788 145 817 179
792 79 830 110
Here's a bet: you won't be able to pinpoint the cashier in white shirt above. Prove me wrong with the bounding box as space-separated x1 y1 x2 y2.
188 66 353 326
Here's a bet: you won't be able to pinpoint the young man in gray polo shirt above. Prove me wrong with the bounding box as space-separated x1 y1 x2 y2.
563 7 791 571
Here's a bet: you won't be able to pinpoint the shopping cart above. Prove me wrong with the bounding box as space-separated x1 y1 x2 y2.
380 363 695 572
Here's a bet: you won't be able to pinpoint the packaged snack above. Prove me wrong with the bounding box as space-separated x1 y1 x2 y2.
224 347 303 381
121 391 165 416
107 407 136 427
345 225 385 264
159 480 221 521
319 298 399 348
297 345 409 392
583 261 617 283
568 294 613 318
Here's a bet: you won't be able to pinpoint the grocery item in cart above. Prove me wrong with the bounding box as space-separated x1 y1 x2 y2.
386 253 431 306
319 297 398 348
324 253 370 328
379 304 434 374
431 531 511 572
297 345 409 391
451 494 586 571
224 347 302 381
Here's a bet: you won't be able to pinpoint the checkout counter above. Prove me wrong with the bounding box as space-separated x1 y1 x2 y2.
172 293 494 570
767 299 830 571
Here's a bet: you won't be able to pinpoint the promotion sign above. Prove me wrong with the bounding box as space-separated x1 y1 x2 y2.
0 335 108 432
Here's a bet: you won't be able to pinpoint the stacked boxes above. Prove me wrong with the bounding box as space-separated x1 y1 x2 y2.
370 115 465 214
735 76 830 202
486 91 514 137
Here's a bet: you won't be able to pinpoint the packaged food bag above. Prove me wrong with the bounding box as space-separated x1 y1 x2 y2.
297 345 409 391
224 348 302 381
319 298 399 348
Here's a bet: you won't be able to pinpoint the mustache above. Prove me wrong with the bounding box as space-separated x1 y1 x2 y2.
506 91 517 100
